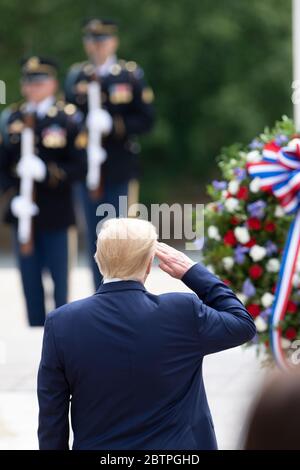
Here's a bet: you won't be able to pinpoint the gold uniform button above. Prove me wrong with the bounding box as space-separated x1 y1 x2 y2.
64 103 77 115
126 61 137 72
47 106 58 117
110 64 122 76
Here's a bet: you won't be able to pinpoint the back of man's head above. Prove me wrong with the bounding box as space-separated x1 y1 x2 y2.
95 218 157 281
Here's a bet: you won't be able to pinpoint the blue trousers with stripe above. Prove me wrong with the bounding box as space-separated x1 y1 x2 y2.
14 228 68 326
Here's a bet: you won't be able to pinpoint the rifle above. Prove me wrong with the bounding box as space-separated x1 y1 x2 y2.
17 113 37 255
86 74 107 200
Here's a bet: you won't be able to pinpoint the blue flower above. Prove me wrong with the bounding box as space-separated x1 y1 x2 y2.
274 134 288 146
212 180 227 191
216 202 224 212
260 308 272 321
234 245 249 264
265 240 278 256
247 200 267 219
249 138 263 150
242 278 256 297
234 167 247 181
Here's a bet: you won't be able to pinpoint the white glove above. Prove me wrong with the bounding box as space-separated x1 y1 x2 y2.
87 144 107 190
11 195 39 218
16 155 47 182
88 144 107 165
86 109 113 135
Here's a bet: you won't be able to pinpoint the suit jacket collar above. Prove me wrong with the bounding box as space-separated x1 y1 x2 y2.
96 280 146 294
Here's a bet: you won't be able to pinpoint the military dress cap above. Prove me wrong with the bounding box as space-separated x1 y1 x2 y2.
82 18 118 41
21 56 58 82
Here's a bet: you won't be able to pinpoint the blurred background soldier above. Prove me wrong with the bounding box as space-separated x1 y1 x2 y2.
65 18 155 289
0 56 87 326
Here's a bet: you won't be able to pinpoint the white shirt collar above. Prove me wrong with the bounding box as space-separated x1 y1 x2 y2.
102 277 143 284
25 96 55 118
96 55 117 77
102 277 124 284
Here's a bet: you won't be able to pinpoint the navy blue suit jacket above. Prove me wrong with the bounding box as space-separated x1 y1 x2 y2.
37 263 256 450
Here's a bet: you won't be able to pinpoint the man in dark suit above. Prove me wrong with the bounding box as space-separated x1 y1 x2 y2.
37 218 256 450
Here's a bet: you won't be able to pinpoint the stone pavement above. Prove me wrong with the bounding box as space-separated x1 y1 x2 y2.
0 262 266 450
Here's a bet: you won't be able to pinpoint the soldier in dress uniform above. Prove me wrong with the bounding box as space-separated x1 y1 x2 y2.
0 56 87 326
65 18 155 289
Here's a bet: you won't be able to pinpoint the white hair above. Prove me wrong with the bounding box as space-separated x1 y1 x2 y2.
94 218 157 280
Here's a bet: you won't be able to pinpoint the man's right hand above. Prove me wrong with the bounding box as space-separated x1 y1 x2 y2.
155 242 196 279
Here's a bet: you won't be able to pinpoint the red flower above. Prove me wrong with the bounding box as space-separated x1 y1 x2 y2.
271 284 277 294
223 230 237 246
264 141 281 153
237 186 249 200
223 279 231 286
245 238 256 248
230 216 240 226
249 264 263 280
247 304 261 318
247 218 261 230
285 327 297 341
286 301 298 314
265 221 276 232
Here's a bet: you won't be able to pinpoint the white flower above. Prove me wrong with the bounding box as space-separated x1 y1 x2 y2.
236 292 247 304
281 338 291 350
206 202 216 212
228 180 240 195
223 256 234 271
266 258 280 273
230 158 237 165
234 226 250 244
221 190 229 199
287 138 300 153
249 177 261 193
207 225 221 241
224 197 240 213
246 150 261 163
261 292 274 308
206 265 215 274
275 205 284 218
249 245 267 262
255 316 268 333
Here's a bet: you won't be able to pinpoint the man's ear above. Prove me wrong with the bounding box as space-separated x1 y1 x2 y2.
146 255 154 275
50 78 58 95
